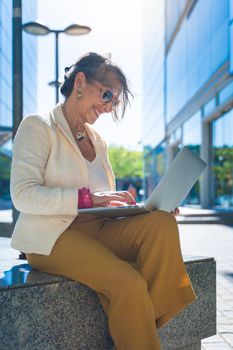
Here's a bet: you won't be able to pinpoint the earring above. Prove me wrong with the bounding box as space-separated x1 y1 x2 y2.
77 87 82 99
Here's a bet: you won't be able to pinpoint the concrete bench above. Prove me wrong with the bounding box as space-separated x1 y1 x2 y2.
0 237 216 350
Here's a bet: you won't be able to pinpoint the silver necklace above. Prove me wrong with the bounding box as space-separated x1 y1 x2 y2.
76 131 86 141
62 104 86 141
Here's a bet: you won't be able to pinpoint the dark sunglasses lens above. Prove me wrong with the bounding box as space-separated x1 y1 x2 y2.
102 90 113 103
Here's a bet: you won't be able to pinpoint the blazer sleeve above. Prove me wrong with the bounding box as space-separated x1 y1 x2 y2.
10 116 78 216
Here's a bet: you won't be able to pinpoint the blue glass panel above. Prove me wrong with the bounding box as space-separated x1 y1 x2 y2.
203 98 216 116
212 109 233 207
144 142 166 198
230 24 233 74
166 0 229 122
0 0 12 130
182 111 201 204
0 0 37 209
170 127 182 144
219 81 233 104
166 0 187 44
183 112 201 145
142 0 165 147
229 0 233 21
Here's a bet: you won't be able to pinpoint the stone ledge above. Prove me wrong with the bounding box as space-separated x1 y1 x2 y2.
0 238 216 350
159 258 216 349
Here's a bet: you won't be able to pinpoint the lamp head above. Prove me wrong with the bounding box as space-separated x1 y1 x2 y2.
64 24 91 36
22 21 50 35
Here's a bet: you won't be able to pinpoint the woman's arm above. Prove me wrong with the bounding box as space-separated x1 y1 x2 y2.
10 116 78 216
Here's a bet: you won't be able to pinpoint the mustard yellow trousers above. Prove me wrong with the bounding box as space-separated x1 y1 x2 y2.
26 210 196 350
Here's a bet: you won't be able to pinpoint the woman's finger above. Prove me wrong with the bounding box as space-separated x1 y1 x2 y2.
119 191 136 204
92 192 124 207
170 208 180 217
92 191 136 207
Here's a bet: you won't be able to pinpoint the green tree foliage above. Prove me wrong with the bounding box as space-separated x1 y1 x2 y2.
0 155 11 180
0 154 11 198
108 145 143 179
213 146 233 197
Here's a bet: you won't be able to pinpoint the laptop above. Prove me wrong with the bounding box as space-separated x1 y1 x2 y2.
79 147 207 218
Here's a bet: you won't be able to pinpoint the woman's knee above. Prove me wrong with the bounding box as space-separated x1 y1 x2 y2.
144 210 179 242
147 210 177 229
113 267 148 296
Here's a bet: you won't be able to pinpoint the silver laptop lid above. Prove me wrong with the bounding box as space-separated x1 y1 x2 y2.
145 147 207 212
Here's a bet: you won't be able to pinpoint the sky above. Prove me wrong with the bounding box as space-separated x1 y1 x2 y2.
35 0 143 149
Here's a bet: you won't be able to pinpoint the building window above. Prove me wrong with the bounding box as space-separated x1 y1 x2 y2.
144 143 166 198
166 0 229 122
230 0 233 73
0 139 12 209
212 109 233 208
230 24 233 74
182 111 201 204
203 97 216 116
219 80 233 105
166 0 187 46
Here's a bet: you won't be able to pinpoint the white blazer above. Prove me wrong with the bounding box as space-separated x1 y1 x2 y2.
10 103 115 255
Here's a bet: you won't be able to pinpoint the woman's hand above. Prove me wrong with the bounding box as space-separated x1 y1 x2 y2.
170 208 180 217
91 191 136 207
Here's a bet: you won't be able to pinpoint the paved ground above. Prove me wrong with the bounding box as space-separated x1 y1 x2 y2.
1 209 233 348
179 223 233 349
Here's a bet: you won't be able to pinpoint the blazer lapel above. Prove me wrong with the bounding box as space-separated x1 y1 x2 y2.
51 103 82 155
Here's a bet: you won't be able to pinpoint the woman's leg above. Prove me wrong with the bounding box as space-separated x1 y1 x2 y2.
98 210 197 329
27 217 161 350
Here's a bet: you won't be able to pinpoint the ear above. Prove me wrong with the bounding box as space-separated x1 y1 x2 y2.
74 72 87 89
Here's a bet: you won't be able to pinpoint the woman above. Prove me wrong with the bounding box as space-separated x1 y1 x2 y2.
10 52 196 350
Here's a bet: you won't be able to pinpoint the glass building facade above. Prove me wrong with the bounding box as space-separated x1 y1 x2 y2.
143 0 233 208
0 0 37 209
213 109 233 208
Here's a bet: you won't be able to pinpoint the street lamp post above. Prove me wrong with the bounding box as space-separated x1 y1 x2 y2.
22 21 91 103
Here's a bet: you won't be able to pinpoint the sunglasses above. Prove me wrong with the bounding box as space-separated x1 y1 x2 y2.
91 80 120 109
